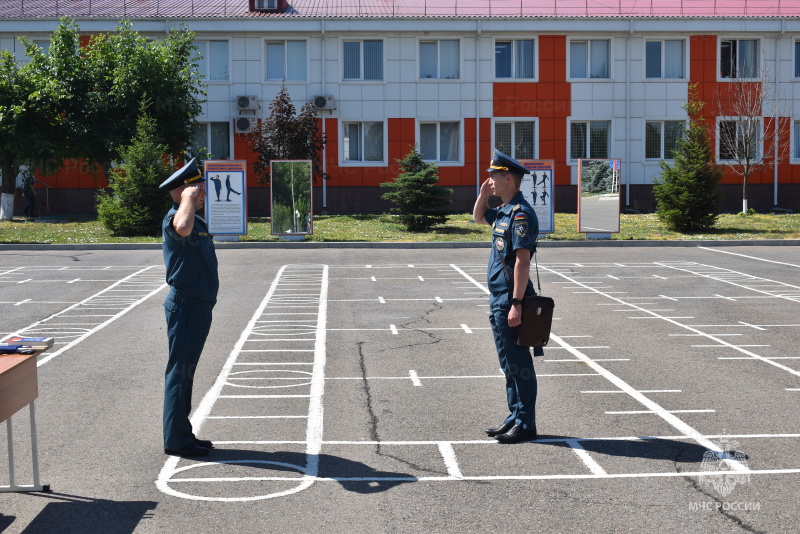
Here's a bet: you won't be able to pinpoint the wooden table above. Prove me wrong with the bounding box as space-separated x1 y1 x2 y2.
0 352 50 492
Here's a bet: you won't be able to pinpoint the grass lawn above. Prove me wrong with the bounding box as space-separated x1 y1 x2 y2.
1 212 799 244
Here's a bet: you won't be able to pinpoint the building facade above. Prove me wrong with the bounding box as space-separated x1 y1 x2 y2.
3 1 800 214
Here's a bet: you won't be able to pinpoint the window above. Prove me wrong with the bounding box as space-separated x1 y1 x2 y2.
793 121 800 160
495 40 535 79
646 40 685 79
420 40 460 79
795 42 800 78
570 39 609 79
494 121 536 160
645 121 683 160
256 0 277 8
720 39 758 79
419 121 460 162
570 121 610 160
33 40 50 55
343 122 384 163
195 40 229 81
343 40 383 81
266 40 307 81
190 122 231 160
718 119 760 161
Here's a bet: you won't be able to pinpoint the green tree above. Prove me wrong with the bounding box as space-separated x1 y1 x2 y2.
653 85 723 232
96 109 173 236
381 147 452 232
247 86 326 184
0 17 203 220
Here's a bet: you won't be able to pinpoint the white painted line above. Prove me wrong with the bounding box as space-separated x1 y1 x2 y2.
206 415 308 419
17 278 32 284
67 278 81 284
371 276 376 282
418 276 425 281
408 370 422 386
659 294 678 301
449 264 490 295
437 442 464 479
545 331 748 473
699 246 800 268
582 390 682 394
26 267 167 367
326 373 598 381
14 299 31 306
390 324 398 335
460 324 473 334
219 395 311 399
435 296 443 303
605 410 715 415
786 388 800 391
738 321 767 331
408 264 414 267
566 439 607 476
378 297 386 304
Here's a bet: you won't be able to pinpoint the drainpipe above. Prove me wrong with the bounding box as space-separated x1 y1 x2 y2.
626 20 632 208
321 19 327 212
774 20 784 207
476 19 482 198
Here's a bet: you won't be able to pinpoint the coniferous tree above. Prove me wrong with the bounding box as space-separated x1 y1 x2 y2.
96 108 173 236
381 147 452 232
653 86 723 232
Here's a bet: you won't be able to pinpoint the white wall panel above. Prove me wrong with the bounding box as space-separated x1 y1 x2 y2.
362 85 384 101
400 100 417 117
439 99 460 117
417 101 438 117
244 37 261 60
339 100 362 118
207 100 230 120
385 101 401 117
399 82 417 100
362 101 384 117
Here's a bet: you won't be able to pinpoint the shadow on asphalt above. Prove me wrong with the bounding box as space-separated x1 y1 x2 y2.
17 493 156 534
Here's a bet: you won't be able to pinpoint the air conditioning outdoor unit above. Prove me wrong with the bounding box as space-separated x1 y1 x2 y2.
237 95 259 110
313 95 336 110
234 115 257 133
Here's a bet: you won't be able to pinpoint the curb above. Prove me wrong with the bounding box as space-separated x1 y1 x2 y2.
1 239 799 251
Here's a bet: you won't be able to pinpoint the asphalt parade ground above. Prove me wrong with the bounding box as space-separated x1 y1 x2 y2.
1 243 800 533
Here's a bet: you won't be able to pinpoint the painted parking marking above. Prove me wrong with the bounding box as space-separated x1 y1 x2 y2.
1 266 167 366
157 264 328 502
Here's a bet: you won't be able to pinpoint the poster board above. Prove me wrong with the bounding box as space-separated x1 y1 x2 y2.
519 159 555 234
204 160 248 236
577 158 621 237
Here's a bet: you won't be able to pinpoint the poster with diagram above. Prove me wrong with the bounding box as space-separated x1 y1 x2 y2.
518 159 554 234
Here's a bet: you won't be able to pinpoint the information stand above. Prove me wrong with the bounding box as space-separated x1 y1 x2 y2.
0 353 50 493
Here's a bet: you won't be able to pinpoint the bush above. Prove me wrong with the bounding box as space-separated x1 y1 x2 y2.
380 147 452 232
97 112 173 236
653 85 722 233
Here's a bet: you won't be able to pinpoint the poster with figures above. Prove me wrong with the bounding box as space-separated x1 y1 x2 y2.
204 160 248 235
518 159 554 234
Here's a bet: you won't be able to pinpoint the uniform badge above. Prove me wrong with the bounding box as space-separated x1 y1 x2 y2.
515 223 528 237
496 237 505 251
500 222 508 227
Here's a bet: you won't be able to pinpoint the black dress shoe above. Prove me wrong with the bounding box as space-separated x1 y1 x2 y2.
485 422 514 437
495 425 538 444
193 437 214 449
164 443 210 457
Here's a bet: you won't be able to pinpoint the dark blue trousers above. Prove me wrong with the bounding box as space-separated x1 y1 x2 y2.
164 293 213 450
489 292 539 431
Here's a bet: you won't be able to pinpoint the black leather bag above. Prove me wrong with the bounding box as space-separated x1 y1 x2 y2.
515 295 555 347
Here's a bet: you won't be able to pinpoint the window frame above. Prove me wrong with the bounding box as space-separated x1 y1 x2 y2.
491 118 539 161
493 37 537 81
341 38 385 82
416 120 463 165
340 120 387 166
193 39 231 83
567 37 612 81
264 38 309 83
716 117 763 163
794 40 800 79
792 120 800 163
418 38 462 81
568 118 612 163
644 119 685 161
718 37 761 81
644 38 687 80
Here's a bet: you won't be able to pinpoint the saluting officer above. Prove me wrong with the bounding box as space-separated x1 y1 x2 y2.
473 149 541 444
159 158 219 457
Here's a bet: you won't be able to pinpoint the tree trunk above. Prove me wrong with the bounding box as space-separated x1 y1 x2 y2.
742 198 749 214
0 192 14 220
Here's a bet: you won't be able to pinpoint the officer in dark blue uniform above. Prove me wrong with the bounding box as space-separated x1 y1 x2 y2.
159 158 219 457
473 149 540 444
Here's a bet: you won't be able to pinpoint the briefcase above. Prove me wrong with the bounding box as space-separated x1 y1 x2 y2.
515 295 555 347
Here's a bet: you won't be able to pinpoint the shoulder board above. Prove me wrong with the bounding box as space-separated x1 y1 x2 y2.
512 204 520 211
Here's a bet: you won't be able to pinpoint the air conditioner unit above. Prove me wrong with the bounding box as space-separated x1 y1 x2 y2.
313 95 336 110
234 115 257 133
237 95 259 110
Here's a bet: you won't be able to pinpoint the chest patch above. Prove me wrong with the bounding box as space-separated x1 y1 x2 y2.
495 237 505 251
